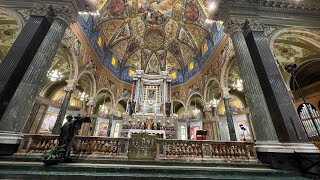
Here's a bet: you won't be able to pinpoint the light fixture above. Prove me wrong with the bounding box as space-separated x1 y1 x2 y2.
78 10 100 16
79 90 89 101
232 79 243 91
205 19 214 24
209 94 220 108
208 1 217 12
99 94 107 112
47 69 63 82
192 98 200 115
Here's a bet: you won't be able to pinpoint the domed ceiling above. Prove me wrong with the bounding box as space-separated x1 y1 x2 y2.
79 0 225 85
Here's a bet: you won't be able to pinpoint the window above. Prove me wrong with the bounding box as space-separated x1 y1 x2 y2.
202 41 208 54
181 126 186 140
111 56 117 66
97 36 103 47
189 61 194 71
113 123 120 138
171 71 177 79
129 69 135 77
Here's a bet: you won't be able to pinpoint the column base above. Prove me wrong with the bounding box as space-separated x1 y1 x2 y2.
0 131 22 156
255 141 320 176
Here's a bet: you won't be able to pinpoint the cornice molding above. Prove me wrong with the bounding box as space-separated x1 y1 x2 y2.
214 0 320 29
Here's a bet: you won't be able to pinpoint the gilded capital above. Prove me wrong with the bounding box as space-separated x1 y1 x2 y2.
224 17 265 35
32 0 87 24
223 17 246 35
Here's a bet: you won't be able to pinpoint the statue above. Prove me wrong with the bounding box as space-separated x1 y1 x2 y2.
58 114 90 159
165 102 171 117
129 100 136 115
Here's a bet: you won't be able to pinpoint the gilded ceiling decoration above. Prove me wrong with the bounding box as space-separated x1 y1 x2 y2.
0 11 19 63
79 0 224 85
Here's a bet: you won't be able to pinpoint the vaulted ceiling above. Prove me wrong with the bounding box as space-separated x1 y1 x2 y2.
92 0 214 75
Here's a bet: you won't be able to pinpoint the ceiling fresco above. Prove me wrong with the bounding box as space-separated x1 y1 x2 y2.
78 0 225 85
0 11 19 63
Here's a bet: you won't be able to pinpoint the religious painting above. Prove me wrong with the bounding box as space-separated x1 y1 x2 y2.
138 0 173 24
148 89 156 99
94 118 110 137
38 112 58 134
184 3 199 22
236 120 252 142
109 0 126 17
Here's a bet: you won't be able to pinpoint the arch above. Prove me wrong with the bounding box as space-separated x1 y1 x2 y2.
204 78 221 103
77 70 97 97
0 7 24 32
220 45 235 89
96 88 116 107
269 27 320 55
39 44 78 97
60 41 79 80
289 58 320 91
186 92 204 109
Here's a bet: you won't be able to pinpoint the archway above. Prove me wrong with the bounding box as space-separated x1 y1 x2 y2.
0 9 22 63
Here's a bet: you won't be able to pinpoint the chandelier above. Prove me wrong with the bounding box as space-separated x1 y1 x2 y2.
99 94 107 112
210 95 220 108
79 91 89 101
192 98 200 115
47 69 63 82
232 79 243 91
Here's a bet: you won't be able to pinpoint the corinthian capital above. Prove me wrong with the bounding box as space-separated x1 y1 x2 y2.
224 17 265 35
223 17 246 35
32 0 87 24
243 18 264 32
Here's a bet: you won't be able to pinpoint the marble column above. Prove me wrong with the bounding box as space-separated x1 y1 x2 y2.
224 17 278 142
80 98 95 136
222 88 237 141
0 18 68 136
52 85 75 135
203 103 213 140
243 19 308 142
0 16 51 121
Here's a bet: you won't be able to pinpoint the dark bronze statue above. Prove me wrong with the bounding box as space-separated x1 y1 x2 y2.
129 100 136 115
165 102 171 117
58 114 90 159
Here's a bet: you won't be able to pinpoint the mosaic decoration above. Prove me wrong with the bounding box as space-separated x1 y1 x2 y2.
111 23 131 45
178 26 196 49
109 0 126 17
184 3 199 22
144 28 165 50
142 48 153 69
156 49 166 70
77 0 226 85
138 0 173 17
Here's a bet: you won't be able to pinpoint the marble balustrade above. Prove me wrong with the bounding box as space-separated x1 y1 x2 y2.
16 134 257 162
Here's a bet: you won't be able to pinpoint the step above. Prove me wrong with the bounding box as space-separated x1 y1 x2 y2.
0 161 307 180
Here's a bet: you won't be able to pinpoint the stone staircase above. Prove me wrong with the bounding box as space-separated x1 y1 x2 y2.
0 158 309 180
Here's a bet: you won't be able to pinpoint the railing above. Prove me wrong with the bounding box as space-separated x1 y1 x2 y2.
17 134 257 162
156 140 257 162
74 136 129 158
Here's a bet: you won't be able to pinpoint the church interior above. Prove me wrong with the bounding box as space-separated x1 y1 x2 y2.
0 0 319 179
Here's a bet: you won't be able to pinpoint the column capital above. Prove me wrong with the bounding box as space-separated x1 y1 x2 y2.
64 79 77 92
224 17 264 35
221 87 231 99
204 103 212 112
32 0 87 24
86 97 96 107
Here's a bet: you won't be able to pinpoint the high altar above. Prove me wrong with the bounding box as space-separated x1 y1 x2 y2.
121 70 177 139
